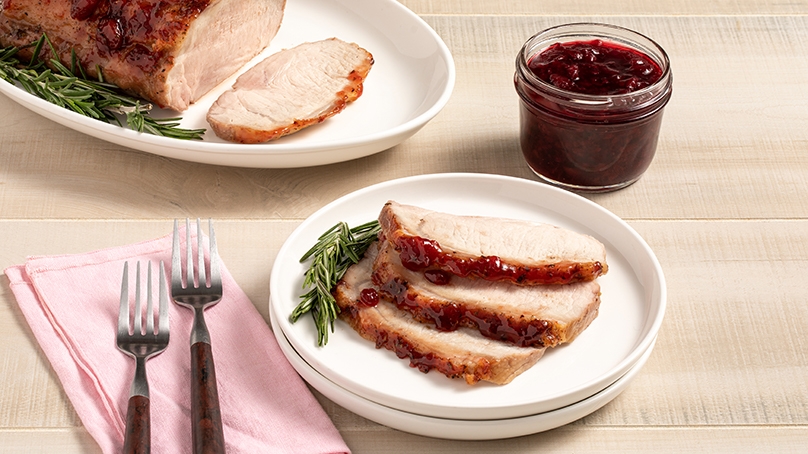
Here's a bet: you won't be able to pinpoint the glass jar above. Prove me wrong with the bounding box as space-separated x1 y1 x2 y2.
514 23 673 192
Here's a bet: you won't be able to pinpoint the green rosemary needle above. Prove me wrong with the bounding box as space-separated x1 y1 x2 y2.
291 220 381 346
0 35 206 140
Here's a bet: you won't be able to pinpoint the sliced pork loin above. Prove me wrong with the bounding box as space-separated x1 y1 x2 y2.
335 246 546 385
206 38 373 143
379 201 608 285
0 0 286 111
372 240 601 348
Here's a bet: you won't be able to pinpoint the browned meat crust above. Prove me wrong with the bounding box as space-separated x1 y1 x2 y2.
1 0 285 110
1 0 210 107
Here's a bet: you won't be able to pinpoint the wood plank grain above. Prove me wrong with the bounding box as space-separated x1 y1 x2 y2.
1 16 808 221
0 425 806 454
340 426 808 453
398 0 808 16
0 429 101 454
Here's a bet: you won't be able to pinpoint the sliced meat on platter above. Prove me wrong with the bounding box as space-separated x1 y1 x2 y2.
335 245 546 385
206 38 373 143
372 240 601 348
378 201 608 285
0 0 286 111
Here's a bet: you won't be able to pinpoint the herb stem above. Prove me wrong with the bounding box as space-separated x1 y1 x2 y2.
291 220 381 346
0 35 206 140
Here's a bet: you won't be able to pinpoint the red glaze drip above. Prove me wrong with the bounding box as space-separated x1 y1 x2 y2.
378 277 557 347
395 235 601 285
98 17 124 50
372 325 464 377
359 288 379 307
70 0 103 20
397 236 441 269
341 293 486 383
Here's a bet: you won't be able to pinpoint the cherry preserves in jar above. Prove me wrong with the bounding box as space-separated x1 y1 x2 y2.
514 23 673 192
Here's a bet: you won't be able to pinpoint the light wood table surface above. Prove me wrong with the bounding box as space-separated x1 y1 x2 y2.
2 0 808 452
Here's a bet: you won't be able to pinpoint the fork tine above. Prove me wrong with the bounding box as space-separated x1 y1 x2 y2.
185 218 193 289
146 261 154 335
119 262 130 337
197 218 206 287
158 261 169 334
172 219 181 290
209 219 221 289
134 262 143 335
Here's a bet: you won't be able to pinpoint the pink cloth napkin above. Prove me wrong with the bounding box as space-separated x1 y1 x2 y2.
4 225 350 454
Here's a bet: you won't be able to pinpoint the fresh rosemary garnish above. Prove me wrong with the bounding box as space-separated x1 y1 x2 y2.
291 220 381 346
0 35 206 140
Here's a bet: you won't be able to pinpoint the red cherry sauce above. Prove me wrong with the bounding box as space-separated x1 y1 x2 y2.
395 235 601 285
518 39 668 189
378 276 559 348
529 39 662 96
368 322 465 377
70 0 103 20
358 288 379 307
343 304 452 375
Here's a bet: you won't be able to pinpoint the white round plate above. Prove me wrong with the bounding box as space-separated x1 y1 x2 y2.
269 173 666 420
271 305 656 440
0 0 454 168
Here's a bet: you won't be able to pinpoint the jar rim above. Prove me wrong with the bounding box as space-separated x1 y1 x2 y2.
516 22 672 107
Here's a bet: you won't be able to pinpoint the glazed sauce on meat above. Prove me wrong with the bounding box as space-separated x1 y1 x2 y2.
359 316 461 376
70 0 102 20
380 278 557 348
358 288 379 307
58 0 210 73
395 235 601 285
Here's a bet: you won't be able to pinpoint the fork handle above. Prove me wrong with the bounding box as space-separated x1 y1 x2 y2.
123 395 150 454
191 342 225 454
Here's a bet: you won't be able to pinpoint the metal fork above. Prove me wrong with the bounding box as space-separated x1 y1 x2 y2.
171 218 225 454
117 261 170 454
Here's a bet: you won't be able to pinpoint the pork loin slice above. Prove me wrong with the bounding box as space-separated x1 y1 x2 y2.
0 0 286 111
372 240 600 348
335 245 546 385
379 201 608 285
206 38 373 143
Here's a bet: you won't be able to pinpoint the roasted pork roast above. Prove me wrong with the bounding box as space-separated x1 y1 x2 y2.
0 0 286 111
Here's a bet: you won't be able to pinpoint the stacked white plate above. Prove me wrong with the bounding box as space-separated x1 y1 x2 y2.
269 173 666 440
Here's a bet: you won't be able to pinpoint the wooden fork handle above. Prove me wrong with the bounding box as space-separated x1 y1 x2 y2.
123 395 150 454
191 341 225 454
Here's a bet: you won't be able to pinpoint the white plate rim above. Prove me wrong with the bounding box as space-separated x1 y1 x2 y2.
269 172 667 420
271 303 657 440
0 0 455 168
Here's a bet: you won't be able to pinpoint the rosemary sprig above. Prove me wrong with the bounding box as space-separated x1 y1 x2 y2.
291 220 381 346
0 35 206 140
